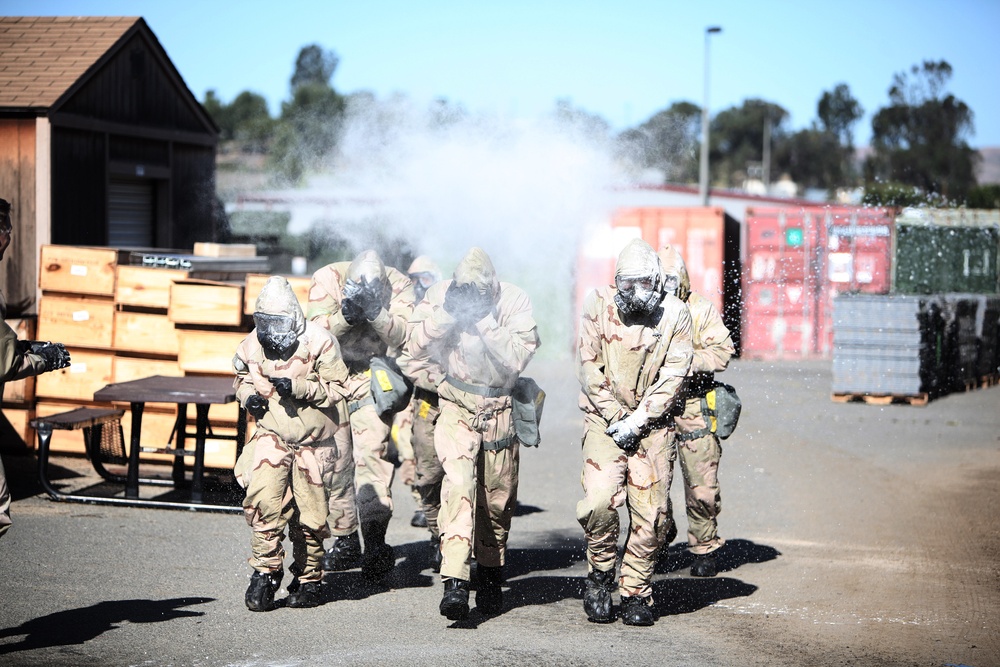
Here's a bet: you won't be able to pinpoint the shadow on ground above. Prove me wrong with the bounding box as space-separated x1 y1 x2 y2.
0 597 212 655
655 538 781 575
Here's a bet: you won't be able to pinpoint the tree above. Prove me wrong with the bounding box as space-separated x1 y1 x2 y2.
818 83 864 147
616 101 701 183
709 99 788 188
268 44 345 184
864 60 979 202
291 45 339 89
203 89 233 140
228 91 275 153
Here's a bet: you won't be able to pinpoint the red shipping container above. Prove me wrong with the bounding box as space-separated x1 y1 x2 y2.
574 207 742 351
742 206 895 359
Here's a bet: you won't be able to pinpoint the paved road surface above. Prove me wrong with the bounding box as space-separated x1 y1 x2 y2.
1 358 997 666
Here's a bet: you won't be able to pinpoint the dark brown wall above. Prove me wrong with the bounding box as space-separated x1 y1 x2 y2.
0 119 38 315
50 127 107 247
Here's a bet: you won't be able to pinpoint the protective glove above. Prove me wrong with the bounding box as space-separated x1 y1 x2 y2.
244 393 268 420
444 282 492 324
30 341 72 373
271 376 294 399
357 282 384 321
340 296 364 326
605 412 645 453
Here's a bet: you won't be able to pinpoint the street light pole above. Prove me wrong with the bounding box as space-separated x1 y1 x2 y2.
699 26 722 206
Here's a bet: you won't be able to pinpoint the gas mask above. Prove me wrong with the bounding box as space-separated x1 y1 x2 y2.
614 273 663 318
662 273 680 297
409 271 437 302
254 312 298 355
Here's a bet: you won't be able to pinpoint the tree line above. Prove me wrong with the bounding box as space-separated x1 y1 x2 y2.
204 46 999 209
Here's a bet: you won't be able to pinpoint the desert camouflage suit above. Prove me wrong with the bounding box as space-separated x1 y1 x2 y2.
233 278 349 583
1 292 49 538
576 243 692 600
307 254 414 536
402 248 539 582
659 245 734 556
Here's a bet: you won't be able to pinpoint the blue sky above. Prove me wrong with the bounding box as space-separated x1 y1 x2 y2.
5 0 1000 147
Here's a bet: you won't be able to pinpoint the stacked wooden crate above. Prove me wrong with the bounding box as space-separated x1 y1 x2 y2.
16 245 309 470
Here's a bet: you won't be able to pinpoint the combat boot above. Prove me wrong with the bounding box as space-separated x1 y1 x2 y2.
360 520 395 580
429 535 443 573
620 595 655 626
286 581 323 608
690 553 718 578
440 577 470 620
411 509 428 527
245 570 282 612
583 569 616 623
476 565 503 614
321 531 362 572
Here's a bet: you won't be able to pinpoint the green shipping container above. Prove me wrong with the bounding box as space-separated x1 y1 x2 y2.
892 209 1000 294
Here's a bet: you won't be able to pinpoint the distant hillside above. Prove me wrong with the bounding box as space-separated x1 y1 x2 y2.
854 146 1000 185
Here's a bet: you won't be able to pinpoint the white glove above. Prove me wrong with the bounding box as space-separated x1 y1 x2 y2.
605 410 646 452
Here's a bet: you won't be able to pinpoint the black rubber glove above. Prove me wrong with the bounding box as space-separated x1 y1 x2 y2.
341 296 364 326
271 377 293 399
31 341 72 373
244 394 268 420
443 282 477 320
358 283 384 321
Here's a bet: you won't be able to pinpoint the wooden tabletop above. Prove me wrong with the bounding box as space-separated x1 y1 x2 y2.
93 375 236 404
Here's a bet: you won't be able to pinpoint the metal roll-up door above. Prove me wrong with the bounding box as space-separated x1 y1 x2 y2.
108 179 154 247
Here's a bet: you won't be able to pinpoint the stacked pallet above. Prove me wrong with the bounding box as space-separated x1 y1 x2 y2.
832 293 1000 404
7 244 310 470
831 294 944 403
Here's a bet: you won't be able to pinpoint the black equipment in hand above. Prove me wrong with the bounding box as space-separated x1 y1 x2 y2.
244 394 268 420
341 296 364 326
444 282 492 323
271 376 293 399
29 341 72 372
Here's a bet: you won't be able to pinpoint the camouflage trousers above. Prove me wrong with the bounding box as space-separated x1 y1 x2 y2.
322 371 396 534
672 395 724 555
0 455 11 539
241 431 331 583
435 398 518 582
576 417 674 599
391 402 422 507
410 392 443 539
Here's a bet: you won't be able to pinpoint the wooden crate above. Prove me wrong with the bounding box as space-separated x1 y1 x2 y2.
177 329 247 374
1 317 36 404
39 245 122 296
112 310 180 356
1 407 34 448
115 265 188 309
34 348 115 401
168 280 244 326
193 242 257 258
243 274 312 314
37 294 116 349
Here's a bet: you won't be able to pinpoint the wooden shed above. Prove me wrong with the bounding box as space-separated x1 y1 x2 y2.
0 16 221 315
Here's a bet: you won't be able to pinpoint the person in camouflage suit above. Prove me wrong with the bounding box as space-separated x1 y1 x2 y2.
392 255 444 536
576 238 692 626
397 255 446 570
0 197 71 539
658 244 735 578
233 276 349 611
307 250 414 579
402 247 539 621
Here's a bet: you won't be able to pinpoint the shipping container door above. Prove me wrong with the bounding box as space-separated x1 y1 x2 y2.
108 178 155 247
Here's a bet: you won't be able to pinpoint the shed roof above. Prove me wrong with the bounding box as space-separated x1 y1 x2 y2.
0 16 141 108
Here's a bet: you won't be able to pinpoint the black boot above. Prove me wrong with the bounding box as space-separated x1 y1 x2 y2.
411 509 428 528
321 531 362 572
690 553 718 578
476 565 503 614
360 520 395 579
429 535 443 573
620 595 655 626
583 569 616 623
245 570 282 612
286 581 323 608
440 578 470 620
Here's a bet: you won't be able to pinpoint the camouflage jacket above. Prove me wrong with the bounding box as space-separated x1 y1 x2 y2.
576 286 693 429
